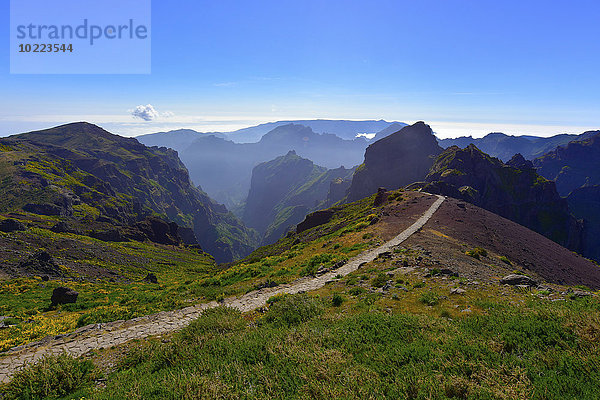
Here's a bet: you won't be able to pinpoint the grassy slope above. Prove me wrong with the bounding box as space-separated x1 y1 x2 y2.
2 190 600 399
0 192 383 352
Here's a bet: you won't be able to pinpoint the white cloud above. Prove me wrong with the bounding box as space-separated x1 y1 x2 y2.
131 104 159 121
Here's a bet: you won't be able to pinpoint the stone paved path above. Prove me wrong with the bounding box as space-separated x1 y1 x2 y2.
0 195 444 383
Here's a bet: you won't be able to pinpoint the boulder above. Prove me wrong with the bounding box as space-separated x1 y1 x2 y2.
143 273 158 284
51 287 78 305
0 218 26 232
450 287 466 295
90 228 127 242
500 274 538 287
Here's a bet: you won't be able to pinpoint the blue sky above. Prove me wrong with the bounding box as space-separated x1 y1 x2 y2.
1 0 599 138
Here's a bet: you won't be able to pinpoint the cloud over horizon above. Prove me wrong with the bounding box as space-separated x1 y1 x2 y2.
131 104 174 121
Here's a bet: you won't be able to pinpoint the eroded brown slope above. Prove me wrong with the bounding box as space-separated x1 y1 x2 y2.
378 194 600 289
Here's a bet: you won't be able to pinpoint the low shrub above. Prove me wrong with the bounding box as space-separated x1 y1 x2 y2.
348 287 366 296
372 272 389 288
1 354 93 400
465 247 487 260
182 306 246 338
261 293 323 327
332 293 345 307
419 291 441 306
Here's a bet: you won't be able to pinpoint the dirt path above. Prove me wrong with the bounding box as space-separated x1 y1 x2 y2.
0 195 445 383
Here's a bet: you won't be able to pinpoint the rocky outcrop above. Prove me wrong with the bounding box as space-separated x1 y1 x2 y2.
421 144 584 252
143 273 158 284
346 122 443 202
50 221 81 235
0 219 26 233
16 250 63 279
534 131 600 196
134 217 181 246
296 209 336 233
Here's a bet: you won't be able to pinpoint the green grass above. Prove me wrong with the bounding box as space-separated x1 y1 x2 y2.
10 293 600 400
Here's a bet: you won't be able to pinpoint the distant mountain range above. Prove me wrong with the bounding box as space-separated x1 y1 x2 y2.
0 119 598 264
223 119 404 143
137 120 402 148
438 131 597 162
146 124 369 209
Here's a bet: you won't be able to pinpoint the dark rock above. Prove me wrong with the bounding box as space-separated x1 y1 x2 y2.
373 188 388 207
507 153 534 170
296 209 336 233
90 229 128 242
143 273 158 284
0 218 26 232
51 287 78 305
255 280 278 290
16 250 63 278
431 268 459 277
41 275 49 282
50 221 81 235
500 274 538 287
377 251 393 259
23 196 74 217
134 216 181 246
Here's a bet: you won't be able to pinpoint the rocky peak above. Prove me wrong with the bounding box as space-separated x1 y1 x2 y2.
507 153 533 170
346 121 443 202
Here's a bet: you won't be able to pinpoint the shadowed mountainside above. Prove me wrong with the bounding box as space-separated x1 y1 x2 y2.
242 150 353 245
567 185 600 262
346 122 443 202
0 122 259 263
416 145 583 253
534 131 600 196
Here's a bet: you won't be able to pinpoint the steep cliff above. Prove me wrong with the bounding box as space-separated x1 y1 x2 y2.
346 122 443 202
